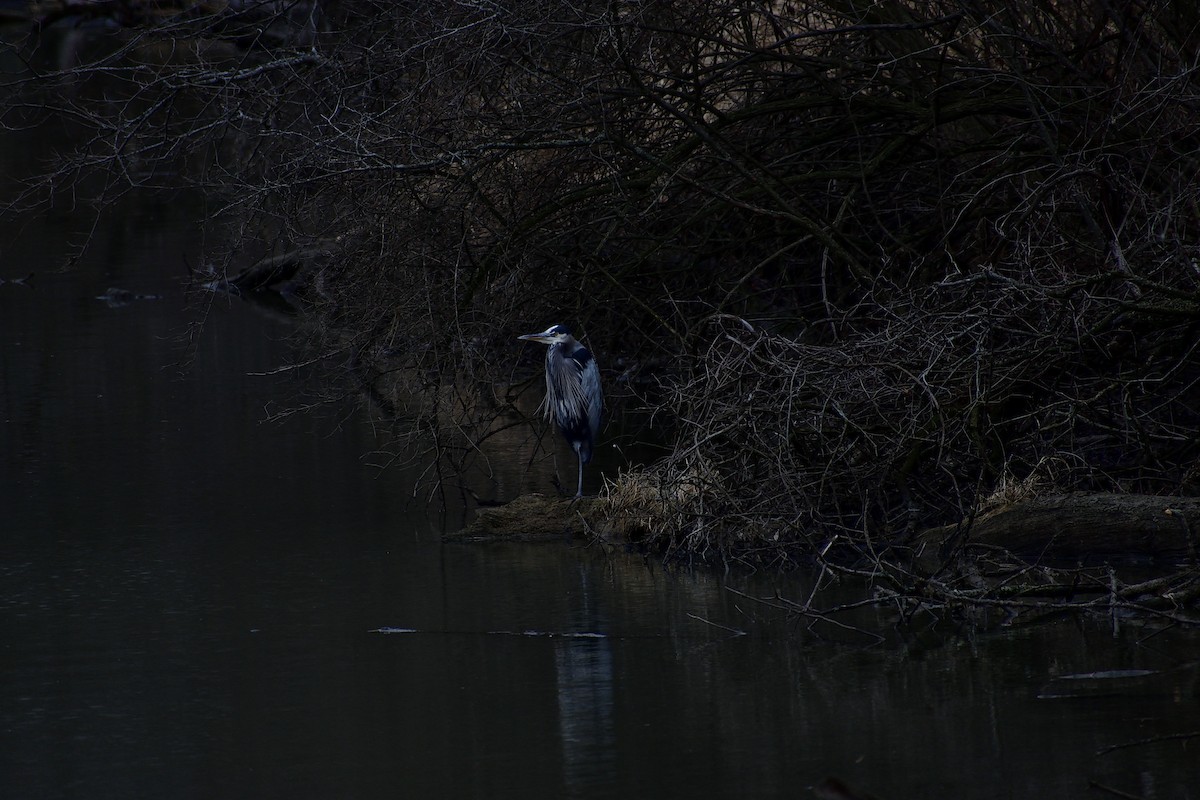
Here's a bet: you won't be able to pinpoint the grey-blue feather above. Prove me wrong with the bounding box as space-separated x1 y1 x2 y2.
518 323 603 496
544 339 601 463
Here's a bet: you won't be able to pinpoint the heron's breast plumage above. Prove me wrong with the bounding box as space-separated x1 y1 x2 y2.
545 341 602 463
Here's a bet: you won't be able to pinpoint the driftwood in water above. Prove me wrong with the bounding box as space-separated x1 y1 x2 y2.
445 493 596 543
201 246 333 297
922 492 1200 560
219 250 306 292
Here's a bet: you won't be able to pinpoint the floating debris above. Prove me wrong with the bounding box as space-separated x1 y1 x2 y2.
96 287 162 308
1038 665 1198 699
370 627 607 638
0 272 33 287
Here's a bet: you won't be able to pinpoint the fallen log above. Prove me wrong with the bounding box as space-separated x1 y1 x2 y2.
921 492 1200 561
216 250 305 293
199 244 336 296
452 490 1200 568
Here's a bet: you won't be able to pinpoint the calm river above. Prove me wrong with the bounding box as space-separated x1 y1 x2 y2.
2 27 1198 800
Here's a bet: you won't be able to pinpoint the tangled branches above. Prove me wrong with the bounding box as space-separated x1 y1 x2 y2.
605 264 1199 558
5 2 1200 598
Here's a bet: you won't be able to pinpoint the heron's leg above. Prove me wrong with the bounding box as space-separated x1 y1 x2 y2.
576 450 584 498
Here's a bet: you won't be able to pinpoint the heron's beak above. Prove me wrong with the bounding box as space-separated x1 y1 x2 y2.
518 332 552 343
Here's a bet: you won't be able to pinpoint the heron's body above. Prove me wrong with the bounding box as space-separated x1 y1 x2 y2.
518 324 602 498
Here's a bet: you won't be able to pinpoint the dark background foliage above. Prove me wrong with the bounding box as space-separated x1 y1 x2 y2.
5 0 1199 556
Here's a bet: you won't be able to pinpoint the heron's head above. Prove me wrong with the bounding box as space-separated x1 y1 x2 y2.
517 324 573 346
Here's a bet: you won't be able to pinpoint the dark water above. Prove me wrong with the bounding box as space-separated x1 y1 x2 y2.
3 35 1199 800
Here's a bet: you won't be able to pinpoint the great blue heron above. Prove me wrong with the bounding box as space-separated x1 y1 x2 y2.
517 324 602 498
